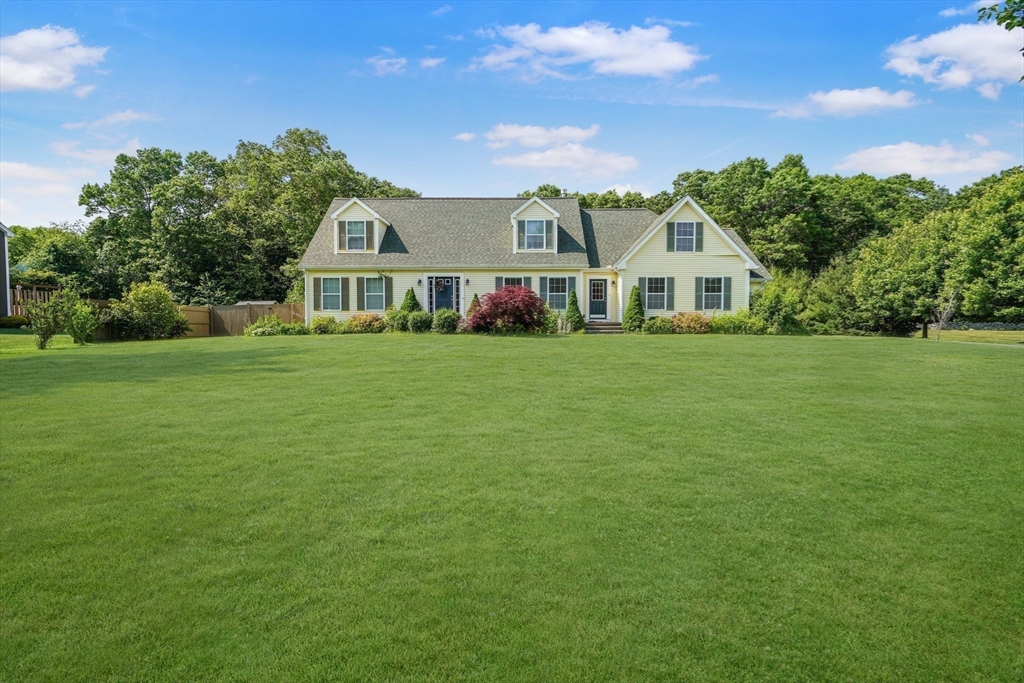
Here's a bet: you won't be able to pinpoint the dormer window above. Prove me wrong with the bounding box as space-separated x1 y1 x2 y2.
346 221 366 250
525 220 546 250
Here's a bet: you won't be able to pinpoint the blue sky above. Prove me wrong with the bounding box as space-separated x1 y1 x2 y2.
1 0 1022 227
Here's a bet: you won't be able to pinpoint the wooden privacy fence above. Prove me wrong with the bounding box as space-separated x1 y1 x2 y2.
9 285 59 317
210 303 304 337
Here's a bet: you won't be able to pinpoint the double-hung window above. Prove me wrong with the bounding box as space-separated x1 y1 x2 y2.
322 277 341 310
548 277 567 310
704 277 723 311
675 222 695 252
365 276 384 311
503 277 524 287
647 277 666 310
346 221 366 250
525 220 545 250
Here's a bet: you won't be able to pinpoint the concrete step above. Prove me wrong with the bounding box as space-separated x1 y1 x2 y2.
585 322 624 334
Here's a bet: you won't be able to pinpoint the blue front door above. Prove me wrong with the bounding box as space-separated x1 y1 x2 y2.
429 276 459 312
589 279 607 318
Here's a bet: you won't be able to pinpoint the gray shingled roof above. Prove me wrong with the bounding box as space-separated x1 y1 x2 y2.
299 197 769 278
722 228 771 279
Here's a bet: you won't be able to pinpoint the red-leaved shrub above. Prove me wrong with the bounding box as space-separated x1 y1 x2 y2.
468 286 548 333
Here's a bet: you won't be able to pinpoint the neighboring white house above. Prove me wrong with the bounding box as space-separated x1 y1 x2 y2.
0 222 11 317
298 195 769 324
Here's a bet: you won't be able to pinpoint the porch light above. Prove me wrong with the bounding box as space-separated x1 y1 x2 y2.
417 279 422 286
465 278 470 285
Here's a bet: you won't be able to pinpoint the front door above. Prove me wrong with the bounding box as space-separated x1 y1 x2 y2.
428 276 460 313
589 279 607 319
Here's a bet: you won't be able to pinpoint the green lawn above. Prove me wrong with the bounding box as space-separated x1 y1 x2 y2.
915 328 1024 345
1 334 1021 682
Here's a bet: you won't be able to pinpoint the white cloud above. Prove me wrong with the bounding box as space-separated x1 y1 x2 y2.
62 109 155 130
0 25 106 92
774 87 918 118
484 123 600 148
601 183 653 197
643 17 695 28
453 132 476 142
966 133 990 146
366 55 407 76
493 144 638 178
73 84 96 97
976 82 1003 99
431 5 452 16
677 74 718 88
473 21 705 78
444 34 464 41
938 1 988 17
420 57 445 68
884 22 1023 99
837 141 1012 176
50 138 141 165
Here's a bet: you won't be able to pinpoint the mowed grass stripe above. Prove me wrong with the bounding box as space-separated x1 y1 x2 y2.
1 334 1020 681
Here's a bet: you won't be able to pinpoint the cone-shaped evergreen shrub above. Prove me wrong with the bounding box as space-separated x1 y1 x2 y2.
467 293 481 318
400 287 422 312
565 288 585 332
623 285 645 332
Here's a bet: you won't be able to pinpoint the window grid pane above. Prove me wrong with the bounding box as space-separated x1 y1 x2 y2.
704 277 723 310
347 221 366 250
548 277 567 310
504 277 524 287
525 220 545 250
366 277 384 294
675 222 695 252
647 277 666 310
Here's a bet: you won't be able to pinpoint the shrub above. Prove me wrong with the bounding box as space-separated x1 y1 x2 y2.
0 315 30 328
467 285 548 333
751 271 809 334
244 314 284 337
432 308 460 334
347 313 386 333
623 285 645 332
65 299 99 344
408 310 434 333
565 288 586 332
384 307 410 332
467 293 482 318
400 287 422 312
642 316 675 334
279 322 309 335
709 309 767 335
309 316 339 334
541 305 561 334
106 282 190 341
673 312 710 334
21 290 76 350
456 317 472 334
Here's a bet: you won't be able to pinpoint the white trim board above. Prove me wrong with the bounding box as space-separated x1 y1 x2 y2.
511 195 560 220
615 196 758 271
330 197 389 223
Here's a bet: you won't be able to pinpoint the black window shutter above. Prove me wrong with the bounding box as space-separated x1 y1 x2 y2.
313 277 322 311
695 222 704 252
524 276 532 290
356 277 365 311
695 277 704 310
666 277 675 310
568 276 576 295
723 277 732 310
667 222 675 252
366 220 374 251
385 276 393 308
517 221 526 250
539 276 548 302
545 220 553 249
495 276 503 291
337 223 346 251
638 277 647 309
341 278 349 311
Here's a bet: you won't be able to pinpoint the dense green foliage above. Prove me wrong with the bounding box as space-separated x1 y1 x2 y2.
0 315 30 329
19 289 79 349
384 307 411 332
565 288 586 332
400 288 422 312
641 316 675 334
346 313 386 334
105 282 190 341
408 311 434 333
622 285 645 332
1 334 1020 680
308 316 339 335
431 307 460 334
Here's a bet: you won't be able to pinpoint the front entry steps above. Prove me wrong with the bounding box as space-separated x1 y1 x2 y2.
585 321 623 334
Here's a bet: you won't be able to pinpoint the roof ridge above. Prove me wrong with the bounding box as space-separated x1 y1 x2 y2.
344 196 580 201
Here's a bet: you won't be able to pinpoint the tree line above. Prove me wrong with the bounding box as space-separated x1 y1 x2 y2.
8 128 1022 331
8 128 418 304
520 162 1023 333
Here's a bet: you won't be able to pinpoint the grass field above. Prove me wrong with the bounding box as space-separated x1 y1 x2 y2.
1 333 1021 682
915 328 1024 345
